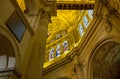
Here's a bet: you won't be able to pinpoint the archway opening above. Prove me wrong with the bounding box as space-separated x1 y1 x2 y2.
91 42 120 79
0 34 16 78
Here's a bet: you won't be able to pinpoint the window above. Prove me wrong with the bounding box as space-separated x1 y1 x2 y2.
63 41 68 52
79 24 84 36
83 16 89 27
6 11 26 42
56 44 61 57
49 48 54 61
88 10 93 18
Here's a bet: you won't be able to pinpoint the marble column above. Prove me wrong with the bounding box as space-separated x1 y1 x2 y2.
23 10 50 79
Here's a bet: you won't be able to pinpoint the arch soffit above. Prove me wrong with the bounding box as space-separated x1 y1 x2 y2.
0 25 20 69
86 36 120 79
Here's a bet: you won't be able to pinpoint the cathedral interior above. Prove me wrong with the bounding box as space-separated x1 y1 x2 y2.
0 0 120 79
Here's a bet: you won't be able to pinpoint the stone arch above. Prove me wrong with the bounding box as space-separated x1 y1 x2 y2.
87 37 120 79
0 25 20 71
0 34 16 70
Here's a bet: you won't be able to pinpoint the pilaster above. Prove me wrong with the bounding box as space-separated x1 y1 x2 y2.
22 10 51 79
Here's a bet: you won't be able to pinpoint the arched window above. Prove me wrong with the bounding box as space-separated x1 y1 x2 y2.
78 24 84 36
83 16 89 27
63 41 68 52
56 44 61 57
88 10 93 18
49 48 54 61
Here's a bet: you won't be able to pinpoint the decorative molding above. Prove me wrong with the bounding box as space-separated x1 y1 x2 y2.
105 20 112 33
108 0 120 14
0 68 21 78
43 55 72 74
57 3 94 10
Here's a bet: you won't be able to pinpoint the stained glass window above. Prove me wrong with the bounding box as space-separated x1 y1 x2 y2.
83 16 89 27
56 44 61 57
49 48 54 61
88 10 93 18
79 24 84 36
63 41 68 52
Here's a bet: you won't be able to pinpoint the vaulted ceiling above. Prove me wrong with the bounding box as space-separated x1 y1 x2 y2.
47 10 81 44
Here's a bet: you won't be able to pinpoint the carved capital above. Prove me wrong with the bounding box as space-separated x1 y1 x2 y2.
41 10 51 17
40 10 51 23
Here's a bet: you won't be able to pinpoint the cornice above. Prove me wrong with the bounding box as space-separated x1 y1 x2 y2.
43 52 72 74
77 16 103 56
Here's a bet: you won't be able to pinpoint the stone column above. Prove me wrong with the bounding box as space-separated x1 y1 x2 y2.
23 10 50 79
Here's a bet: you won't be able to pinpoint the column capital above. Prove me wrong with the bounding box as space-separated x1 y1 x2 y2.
41 10 51 17
40 10 51 23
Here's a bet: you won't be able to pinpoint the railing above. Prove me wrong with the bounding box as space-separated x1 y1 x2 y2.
57 1 95 4
0 68 21 79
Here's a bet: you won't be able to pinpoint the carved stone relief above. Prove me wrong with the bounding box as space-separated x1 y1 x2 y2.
108 0 120 14
92 42 120 79
105 20 112 33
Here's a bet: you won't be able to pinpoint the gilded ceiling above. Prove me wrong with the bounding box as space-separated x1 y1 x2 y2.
47 10 81 44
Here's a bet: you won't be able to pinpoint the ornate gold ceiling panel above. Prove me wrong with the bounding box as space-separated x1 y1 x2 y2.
47 10 81 44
